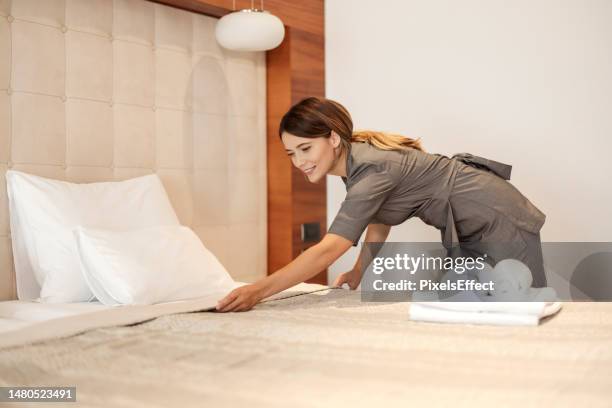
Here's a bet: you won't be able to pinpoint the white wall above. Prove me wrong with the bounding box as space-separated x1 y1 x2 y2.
325 0 612 282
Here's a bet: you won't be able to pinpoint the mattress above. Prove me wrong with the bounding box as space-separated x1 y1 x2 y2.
1 286 611 407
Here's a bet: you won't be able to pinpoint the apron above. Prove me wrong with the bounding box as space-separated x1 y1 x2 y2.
414 152 543 249
451 152 513 181
413 152 547 287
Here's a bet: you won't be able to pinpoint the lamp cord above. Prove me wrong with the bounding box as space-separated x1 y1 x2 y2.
232 0 265 11
232 0 264 11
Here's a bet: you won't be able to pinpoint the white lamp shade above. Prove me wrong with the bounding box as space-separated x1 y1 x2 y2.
215 10 285 52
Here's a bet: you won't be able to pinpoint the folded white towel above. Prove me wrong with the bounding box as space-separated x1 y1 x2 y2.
406 258 565 326
409 301 562 326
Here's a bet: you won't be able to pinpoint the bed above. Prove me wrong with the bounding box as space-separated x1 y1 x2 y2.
1 284 611 407
1 1 611 406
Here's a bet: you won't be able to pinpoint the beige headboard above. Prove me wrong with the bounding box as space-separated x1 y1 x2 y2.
0 0 267 300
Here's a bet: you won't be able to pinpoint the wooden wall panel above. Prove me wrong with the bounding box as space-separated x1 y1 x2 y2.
266 34 293 274
151 0 327 284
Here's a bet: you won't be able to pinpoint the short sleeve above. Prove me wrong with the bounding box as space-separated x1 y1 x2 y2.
328 168 396 246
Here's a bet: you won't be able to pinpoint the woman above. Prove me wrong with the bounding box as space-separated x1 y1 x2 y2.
216 97 547 312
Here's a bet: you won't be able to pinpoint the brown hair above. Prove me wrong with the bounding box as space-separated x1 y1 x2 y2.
278 97 423 152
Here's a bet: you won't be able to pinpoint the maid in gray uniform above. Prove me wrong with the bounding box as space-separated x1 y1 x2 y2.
215 97 547 312
330 137 547 287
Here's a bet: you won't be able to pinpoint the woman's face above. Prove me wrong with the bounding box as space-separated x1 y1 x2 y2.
281 132 339 183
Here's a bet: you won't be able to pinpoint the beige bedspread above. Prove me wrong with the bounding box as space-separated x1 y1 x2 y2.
1 286 611 407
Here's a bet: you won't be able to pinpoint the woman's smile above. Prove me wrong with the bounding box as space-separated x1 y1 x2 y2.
302 165 316 176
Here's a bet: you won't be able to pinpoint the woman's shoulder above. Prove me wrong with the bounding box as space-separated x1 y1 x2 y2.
346 142 388 178
344 142 411 189
347 141 420 175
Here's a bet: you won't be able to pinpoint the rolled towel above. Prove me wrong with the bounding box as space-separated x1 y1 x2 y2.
431 260 558 301
478 259 532 301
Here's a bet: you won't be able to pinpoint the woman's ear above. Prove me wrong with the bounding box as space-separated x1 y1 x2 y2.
330 130 341 148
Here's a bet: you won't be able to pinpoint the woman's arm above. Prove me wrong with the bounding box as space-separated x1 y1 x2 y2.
216 233 353 312
333 223 391 289
352 223 391 275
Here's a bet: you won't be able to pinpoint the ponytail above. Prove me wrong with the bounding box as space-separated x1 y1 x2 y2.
279 97 424 153
351 130 424 152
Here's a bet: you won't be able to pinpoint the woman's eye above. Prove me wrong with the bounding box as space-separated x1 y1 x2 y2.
302 147 311 152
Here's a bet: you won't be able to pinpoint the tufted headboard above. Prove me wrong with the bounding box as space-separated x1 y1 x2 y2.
0 0 267 300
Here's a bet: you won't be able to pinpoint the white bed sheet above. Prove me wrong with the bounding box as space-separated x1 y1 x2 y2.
0 299 109 327
0 282 327 349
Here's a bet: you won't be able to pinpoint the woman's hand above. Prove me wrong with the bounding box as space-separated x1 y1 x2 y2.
332 269 362 290
216 284 265 312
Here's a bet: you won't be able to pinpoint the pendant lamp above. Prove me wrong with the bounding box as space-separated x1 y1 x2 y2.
215 0 285 51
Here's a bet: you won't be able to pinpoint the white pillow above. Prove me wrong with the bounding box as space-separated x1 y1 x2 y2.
74 225 240 305
6 171 180 302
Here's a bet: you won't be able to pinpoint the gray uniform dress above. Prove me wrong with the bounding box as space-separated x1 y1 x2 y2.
328 141 548 287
